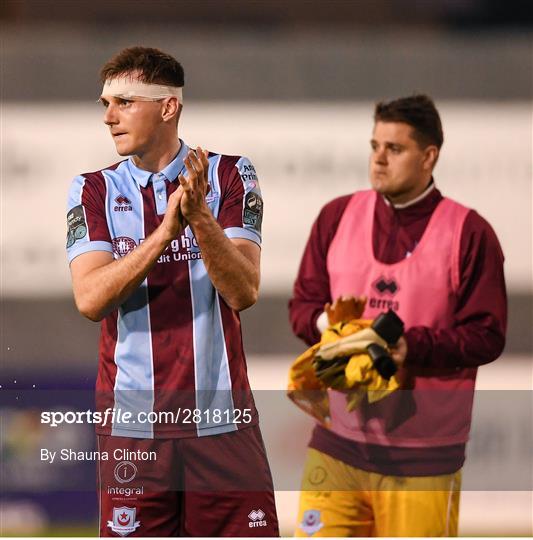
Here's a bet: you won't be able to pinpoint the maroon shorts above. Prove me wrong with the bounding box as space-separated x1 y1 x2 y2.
97 425 279 537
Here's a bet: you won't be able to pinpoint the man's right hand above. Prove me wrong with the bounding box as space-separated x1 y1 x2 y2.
160 185 186 241
71 185 187 322
325 295 367 325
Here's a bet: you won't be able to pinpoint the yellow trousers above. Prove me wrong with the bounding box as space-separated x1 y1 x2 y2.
295 449 461 537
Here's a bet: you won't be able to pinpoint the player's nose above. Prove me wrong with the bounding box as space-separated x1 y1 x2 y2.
103 103 118 125
373 147 387 165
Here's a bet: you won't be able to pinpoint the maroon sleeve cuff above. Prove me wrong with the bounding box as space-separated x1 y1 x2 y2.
404 327 431 367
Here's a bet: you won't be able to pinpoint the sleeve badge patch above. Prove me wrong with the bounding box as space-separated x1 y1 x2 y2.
66 205 87 248
243 191 263 232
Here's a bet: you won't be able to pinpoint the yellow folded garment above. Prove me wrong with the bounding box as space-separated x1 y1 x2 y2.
344 353 399 410
287 319 400 421
317 327 388 360
287 342 330 424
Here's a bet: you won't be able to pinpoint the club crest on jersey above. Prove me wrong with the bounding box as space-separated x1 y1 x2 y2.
112 237 137 257
107 506 140 536
300 509 323 535
114 195 133 212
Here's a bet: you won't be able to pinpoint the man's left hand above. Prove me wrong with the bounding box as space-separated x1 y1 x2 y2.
325 295 367 325
178 147 211 222
390 336 408 367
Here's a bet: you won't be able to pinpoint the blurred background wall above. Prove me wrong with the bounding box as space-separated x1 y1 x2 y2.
1 0 531 536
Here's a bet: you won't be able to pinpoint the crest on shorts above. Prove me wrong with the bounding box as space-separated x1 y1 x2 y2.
107 506 140 537
300 509 324 535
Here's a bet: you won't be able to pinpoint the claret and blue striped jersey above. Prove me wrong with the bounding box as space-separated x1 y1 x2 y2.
66 140 263 439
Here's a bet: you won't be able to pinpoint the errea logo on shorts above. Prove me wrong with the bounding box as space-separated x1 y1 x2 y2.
248 509 267 528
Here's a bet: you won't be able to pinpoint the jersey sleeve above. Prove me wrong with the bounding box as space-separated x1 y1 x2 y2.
217 156 263 246
289 195 353 346
66 174 113 263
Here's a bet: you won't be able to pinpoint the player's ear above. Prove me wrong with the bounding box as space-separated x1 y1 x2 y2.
161 97 179 124
423 145 439 171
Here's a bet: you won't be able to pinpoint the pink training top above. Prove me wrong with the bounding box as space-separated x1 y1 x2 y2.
326 190 476 448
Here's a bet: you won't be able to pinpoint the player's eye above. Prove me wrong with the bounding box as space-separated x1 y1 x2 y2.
118 99 133 107
99 100 109 108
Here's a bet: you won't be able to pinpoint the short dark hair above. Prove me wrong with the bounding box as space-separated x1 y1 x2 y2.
374 94 443 149
99 46 184 87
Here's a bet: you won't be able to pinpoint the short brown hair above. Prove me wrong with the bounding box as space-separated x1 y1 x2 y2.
374 94 443 149
99 46 184 87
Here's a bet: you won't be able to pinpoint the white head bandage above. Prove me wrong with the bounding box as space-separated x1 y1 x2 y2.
102 77 183 103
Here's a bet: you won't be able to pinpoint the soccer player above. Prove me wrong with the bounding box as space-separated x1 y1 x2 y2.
66 46 278 537
289 95 507 537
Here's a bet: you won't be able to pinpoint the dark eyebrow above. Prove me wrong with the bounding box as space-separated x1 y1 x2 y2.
385 142 405 149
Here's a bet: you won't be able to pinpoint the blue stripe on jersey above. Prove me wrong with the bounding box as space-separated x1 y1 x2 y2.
105 163 155 438
224 226 261 245
66 175 113 263
68 241 114 263
189 154 236 436
150 142 189 214
153 176 168 215
111 291 155 438
102 161 143 246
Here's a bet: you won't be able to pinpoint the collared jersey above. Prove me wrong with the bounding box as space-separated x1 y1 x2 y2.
66 141 263 439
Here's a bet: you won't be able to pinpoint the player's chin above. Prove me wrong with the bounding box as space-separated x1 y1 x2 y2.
370 177 389 194
113 141 134 156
